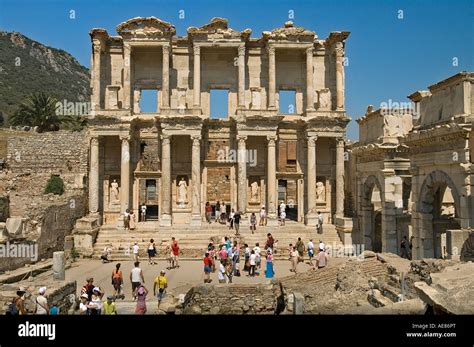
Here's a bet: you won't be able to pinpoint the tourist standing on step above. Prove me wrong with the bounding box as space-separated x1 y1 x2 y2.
130 261 145 300
253 243 261 272
229 208 235 230
249 250 257 277
129 210 136 230
203 252 212 283
215 201 221 223
319 240 325 252
307 239 315 267
111 263 124 300
290 246 299 273
280 210 286 226
219 245 228 266
217 260 227 283
81 277 95 301
234 211 241 235
124 209 131 230
316 211 323 233
316 248 328 269
265 233 275 252
265 249 274 278
153 270 167 309
260 206 266 226
135 284 148 315
132 242 139 263
220 201 227 224
279 201 286 219
243 243 251 273
205 202 212 224
35 287 49 315
250 212 257 234
296 237 305 263
171 237 180 269
141 203 147 222
148 239 157 265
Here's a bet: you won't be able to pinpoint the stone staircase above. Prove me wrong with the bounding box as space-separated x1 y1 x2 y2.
92 221 344 261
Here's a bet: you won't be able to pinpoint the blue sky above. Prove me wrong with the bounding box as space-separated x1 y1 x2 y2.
0 0 473 139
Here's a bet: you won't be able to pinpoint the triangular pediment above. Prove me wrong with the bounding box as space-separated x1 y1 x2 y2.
116 16 176 39
187 17 251 41
263 21 316 42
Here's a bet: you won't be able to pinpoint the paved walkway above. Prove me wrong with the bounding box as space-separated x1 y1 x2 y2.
66 256 347 314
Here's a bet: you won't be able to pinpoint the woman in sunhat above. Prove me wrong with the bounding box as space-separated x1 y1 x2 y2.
135 284 149 315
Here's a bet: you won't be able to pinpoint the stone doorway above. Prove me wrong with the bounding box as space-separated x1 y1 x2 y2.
278 179 298 221
360 175 383 252
373 211 382 252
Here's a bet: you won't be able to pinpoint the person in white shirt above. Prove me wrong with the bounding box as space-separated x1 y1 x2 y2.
35 287 49 315
79 293 89 315
279 201 286 214
253 243 261 270
259 206 266 226
132 242 139 262
140 204 147 222
249 250 257 277
290 247 299 273
307 240 315 267
280 211 286 226
217 261 227 283
316 211 323 233
319 240 325 252
130 262 145 300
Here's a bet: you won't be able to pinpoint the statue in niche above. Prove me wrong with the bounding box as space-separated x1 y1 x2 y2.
177 177 188 206
250 181 259 202
110 179 120 203
316 181 326 202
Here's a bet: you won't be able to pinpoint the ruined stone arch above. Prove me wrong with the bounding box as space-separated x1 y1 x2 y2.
418 170 460 217
362 175 384 207
360 175 384 252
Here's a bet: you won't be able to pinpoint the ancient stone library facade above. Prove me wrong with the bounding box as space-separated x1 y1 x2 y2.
87 17 350 227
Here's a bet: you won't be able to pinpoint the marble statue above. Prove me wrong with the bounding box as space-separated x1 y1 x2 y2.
251 181 259 202
110 179 120 203
178 177 188 205
316 181 326 202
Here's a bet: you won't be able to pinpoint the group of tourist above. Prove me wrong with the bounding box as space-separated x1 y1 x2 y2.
122 209 137 231
288 238 328 273
7 286 58 315
127 237 180 268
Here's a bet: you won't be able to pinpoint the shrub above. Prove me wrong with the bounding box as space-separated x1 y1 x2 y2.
44 175 65 195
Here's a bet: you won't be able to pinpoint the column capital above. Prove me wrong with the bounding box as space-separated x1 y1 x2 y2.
119 135 130 142
191 134 202 143
336 138 345 147
161 133 171 143
333 42 344 57
193 45 200 56
307 135 318 145
90 136 99 146
306 46 313 56
237 135 248 143
238 44 246 56
92 39 102 54
267 135 277 146
162 44 170 54
267 45 275 56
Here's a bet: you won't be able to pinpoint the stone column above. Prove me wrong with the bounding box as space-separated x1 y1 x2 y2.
336 138 345 216
306 136 317 225
162 44 170 109
335 42 344 110
91 40 101 111
267 46 276 109
191 135 202 226
53 251 65 280
123 44 132 110
267 135 278 225
237 135 247 213
89 136 99 214
193 45 201 107
120 136 131 213
238 44 246 108
160 134 172 226
306 47 315 111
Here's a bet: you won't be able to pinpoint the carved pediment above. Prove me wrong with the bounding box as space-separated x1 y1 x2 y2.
263 21 316 42
187 17 251 41
116 16 176 40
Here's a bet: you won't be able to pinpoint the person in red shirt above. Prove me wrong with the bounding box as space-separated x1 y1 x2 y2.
171 237 180 269
203 252 212 283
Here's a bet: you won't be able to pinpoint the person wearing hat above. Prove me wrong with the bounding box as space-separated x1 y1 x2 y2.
88 286 104 315
8 287 27 315
135 284 148 315
153 270 168 308
35 287 49 315
103 295 117 315
79 293 89 315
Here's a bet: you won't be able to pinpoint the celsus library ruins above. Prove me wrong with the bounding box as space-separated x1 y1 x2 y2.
0 14 473 319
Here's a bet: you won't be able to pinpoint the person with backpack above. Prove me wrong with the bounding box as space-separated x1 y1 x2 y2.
8 287 27 315
111 263 124 300
153 270 168 309
35 287 49 315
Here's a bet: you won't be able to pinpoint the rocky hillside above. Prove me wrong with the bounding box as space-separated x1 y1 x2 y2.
0 31 90 125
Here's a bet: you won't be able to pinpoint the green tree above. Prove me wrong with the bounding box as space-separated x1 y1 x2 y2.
44 175 65 195
9 93 61 132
